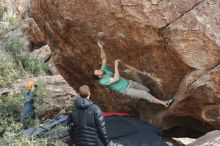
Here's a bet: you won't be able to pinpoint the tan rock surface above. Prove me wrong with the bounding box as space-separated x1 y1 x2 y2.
188 130 220 146
31 45 51 61
21 18 47 46
47 57 59 75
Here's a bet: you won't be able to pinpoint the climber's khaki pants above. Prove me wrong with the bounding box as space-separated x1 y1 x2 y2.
123 80 154 102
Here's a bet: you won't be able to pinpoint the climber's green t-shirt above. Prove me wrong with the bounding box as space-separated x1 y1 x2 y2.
99 65 129 93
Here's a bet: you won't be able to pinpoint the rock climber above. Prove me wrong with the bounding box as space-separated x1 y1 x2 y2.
93 41 174 108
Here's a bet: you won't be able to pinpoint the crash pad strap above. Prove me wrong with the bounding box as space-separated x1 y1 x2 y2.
103 112 129 117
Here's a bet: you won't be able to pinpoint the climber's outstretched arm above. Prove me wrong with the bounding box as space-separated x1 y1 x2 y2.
97 41 107 65
109 60 120 83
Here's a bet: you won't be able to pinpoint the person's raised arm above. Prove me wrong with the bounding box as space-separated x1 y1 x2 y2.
109 60 120 83
98 41 107 65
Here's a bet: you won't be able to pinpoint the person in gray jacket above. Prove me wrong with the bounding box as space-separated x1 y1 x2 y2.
67 85 109 146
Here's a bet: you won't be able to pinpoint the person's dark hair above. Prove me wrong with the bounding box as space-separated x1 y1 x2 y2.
92 74 100 80
79 85 90 98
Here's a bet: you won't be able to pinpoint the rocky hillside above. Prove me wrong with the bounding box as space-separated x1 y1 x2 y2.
0 1 76 145
30 0 220 137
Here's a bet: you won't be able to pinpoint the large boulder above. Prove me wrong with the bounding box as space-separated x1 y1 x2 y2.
188 130 220 146
47 57 59 75
30 45 60 75
21 18 47 47
168 65 220 128
30 0 220 134
31 45 51 61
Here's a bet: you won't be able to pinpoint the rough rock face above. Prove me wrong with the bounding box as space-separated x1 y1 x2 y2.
47 58 59 75
188 130 220 146
30 0 220 134
31 45 51 61
21 18 47 47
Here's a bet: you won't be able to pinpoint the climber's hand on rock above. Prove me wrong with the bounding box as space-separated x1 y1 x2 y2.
97 41 104 49
115 60 120 67
115 59 122 64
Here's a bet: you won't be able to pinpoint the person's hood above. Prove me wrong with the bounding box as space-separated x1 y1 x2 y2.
75 97 93 110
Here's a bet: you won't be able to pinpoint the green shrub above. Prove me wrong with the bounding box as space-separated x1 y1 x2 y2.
4 39 50 77
0 93 23 133
0 120 67 146
21 55 50 76
0 92 23 116
7 39 22 54
4 16 19 29
0 90 67 146
0 26 7 38
5 39 23 67
0 5 7 20
34 80 48 99
44 124 68 145
33 80 53 118
0 39 23 87
0 56 20 88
